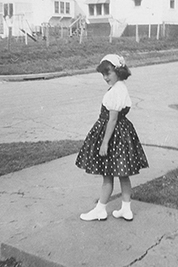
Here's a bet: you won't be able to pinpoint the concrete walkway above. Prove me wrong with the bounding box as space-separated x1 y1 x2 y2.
0 62 178 266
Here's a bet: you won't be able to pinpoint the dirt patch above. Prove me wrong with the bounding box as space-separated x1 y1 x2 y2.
0 257 21 267
169 104 178 110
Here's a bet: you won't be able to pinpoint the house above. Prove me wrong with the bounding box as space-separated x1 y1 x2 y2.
0 0 34 38
84 0 178 37
1 0 178 39
0 0 81 38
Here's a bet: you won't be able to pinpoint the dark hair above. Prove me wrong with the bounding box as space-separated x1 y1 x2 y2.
96 60 131 81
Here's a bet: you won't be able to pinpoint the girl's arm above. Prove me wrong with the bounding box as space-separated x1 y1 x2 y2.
99 110 118 156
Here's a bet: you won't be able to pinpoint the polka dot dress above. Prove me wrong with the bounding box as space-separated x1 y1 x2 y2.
76 105 149 177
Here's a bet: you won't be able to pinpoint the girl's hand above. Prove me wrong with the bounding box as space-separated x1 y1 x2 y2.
99 142 108 156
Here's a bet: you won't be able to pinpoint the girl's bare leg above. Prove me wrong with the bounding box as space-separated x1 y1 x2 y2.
119 176 132 202
99 175 114 204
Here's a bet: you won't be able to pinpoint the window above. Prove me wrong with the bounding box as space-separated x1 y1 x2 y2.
96 4 102 15
66 2 70 14
89 4 94 16
54 1 59 13
55 1 70 15
9 3 13 17
0 3 3 34
3 3 13 18
170 0 175 8
60 1 64 13
104 3 109 15
134 0 142 6
4 3 8 17
88 3 110 16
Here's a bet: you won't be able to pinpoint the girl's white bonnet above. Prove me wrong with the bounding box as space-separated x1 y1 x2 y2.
100 54 126 68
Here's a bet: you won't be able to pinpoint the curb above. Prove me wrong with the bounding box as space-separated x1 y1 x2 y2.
0 68 96 82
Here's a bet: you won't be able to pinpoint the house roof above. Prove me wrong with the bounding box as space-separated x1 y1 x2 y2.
85 0 110 4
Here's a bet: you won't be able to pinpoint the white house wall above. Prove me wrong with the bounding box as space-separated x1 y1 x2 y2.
162 0 178 24
1 0 75 37
82 0 178 25
31 0 75 26
31 0 51 26
73 0 87 17
110 0 132 21
1 0 178 38
2 0 33 37
110 0 163 25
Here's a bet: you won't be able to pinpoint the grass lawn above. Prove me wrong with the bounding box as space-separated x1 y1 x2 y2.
0 257 21 267
0 140 83 176
132 168 178 209
1 36 178 75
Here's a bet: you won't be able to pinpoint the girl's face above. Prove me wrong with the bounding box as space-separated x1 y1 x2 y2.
102 65 119 86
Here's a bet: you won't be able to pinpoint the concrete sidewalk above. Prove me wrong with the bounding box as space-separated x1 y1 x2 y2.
1 145 178 266
0 62 178 266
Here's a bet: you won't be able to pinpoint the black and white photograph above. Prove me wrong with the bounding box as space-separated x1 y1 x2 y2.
0 0 178 266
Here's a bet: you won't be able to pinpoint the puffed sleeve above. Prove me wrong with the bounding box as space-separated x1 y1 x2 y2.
102 82 132 111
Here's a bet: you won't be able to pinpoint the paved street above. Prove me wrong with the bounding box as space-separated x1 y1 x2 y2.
0 62 178 149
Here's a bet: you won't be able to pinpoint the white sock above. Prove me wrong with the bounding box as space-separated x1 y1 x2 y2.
121 201 131 212
112 200 133 220
96 200 107 210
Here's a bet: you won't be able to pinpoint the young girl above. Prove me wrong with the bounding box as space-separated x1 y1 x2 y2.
75 54 148 221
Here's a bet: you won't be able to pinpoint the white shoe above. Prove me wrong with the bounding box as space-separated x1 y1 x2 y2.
80 206 107 221
112 201 133 221
112 209 133 221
